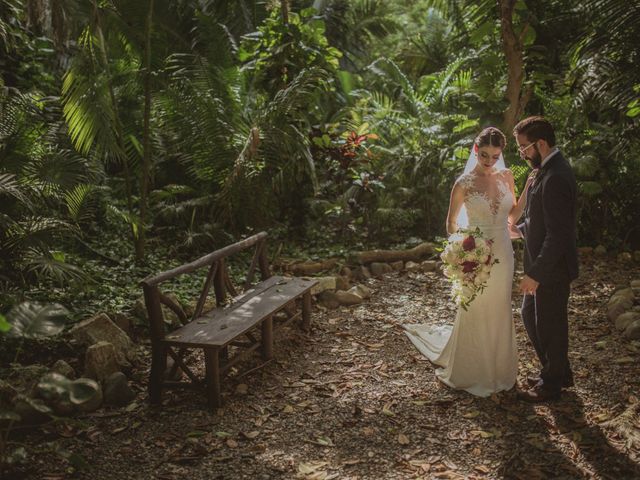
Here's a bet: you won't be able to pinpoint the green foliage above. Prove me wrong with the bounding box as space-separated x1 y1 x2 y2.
4 302 68 339
239 7 341 93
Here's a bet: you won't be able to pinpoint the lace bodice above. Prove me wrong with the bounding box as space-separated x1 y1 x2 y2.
457 169 513 227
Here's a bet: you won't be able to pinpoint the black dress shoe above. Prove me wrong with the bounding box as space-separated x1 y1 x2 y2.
517 385 561 403
526 375 574 389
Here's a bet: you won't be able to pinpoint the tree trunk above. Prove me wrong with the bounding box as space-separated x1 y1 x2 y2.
499 0 530 135
137 0 155 261
92 1 137 251
281 0 289 24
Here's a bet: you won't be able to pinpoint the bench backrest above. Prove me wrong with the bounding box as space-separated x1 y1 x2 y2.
140 231 271 343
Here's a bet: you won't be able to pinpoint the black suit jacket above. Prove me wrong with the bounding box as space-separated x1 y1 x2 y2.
518 151 579 284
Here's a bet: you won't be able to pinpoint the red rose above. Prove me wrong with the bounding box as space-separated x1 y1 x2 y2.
485 255 492 265
462 261 478 273
462 236 476 251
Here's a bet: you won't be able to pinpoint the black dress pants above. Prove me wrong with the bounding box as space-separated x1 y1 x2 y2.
521 279 572 392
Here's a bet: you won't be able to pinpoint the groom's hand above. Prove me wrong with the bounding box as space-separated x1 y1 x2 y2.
520 275 539 295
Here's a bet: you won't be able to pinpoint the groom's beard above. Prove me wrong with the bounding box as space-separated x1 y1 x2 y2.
526 147 542 169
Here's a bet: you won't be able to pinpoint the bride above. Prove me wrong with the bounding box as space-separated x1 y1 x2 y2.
404 127 533 397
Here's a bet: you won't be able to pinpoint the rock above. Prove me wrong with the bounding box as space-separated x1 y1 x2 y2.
631 280 640 295
74 378 103 413
110 312 134 338
610 288 635 303
624 320 640 340
578 247 593 256
52 360 75 379
352 284 372 299
164 356 184 382
354 266 372 280
421 260 438 273
607 288 635 321
103 372 135 406
615 312 640 331
340 266 353 278
309 276 337 295
84 341 121 382
594 245 607 256
390 261 404 271
318 291 341 309
69 313 136 365
618 252 633 263
634 251 640 263
335 275 351 291
369 262 393 277
335 289 364 306
608 300 633 322
405 261 421 272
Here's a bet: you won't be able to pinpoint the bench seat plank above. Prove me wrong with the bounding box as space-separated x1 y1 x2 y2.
162 276 317 348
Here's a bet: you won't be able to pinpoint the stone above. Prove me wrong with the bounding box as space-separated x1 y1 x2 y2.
354 266 372 280
421 260 438 273
618 252 633 263
335 289 364 306
69 313 136 365
74 378 103 413
607 288 635 321
578 247 593 256
318 291 341 309
390 261 404 271
103 372 135 406
608 300 633 322
110 312 134 338
369 262 393 277
405 261 421 272
352 284 372 300
335 275 351 291
164 356 184 382
309 276 337 295
634 251 640 263
340 266 353 278
84 341 121 382
624 320 640 340
615 312 640 331
594 245 607 256
52 360 75 379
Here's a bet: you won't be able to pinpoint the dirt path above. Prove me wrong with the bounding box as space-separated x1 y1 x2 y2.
23 257 640 479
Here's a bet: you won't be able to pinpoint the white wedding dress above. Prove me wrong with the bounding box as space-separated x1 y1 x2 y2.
404 169 518 397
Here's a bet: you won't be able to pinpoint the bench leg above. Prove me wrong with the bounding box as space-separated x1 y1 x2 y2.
220 346 229 368
302 291 312 331
262 316 273 360
149 343 167 405
204 347 221 410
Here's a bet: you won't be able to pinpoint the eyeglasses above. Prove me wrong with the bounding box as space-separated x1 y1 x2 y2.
518 142 536 153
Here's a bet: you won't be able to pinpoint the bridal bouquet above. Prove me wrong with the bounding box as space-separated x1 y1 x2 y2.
440 227 499 310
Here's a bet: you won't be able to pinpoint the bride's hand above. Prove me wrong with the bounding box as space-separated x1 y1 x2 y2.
508 222 523 239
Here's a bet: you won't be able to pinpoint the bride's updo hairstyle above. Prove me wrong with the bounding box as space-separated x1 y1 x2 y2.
474 127 507 150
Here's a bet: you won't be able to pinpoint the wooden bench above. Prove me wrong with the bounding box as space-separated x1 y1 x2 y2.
140 232 317 409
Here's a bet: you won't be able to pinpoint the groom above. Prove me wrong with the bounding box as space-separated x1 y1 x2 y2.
512 116 579 402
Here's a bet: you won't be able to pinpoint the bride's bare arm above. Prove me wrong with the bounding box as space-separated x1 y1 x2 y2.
508 170 535 224
446 181 465 235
